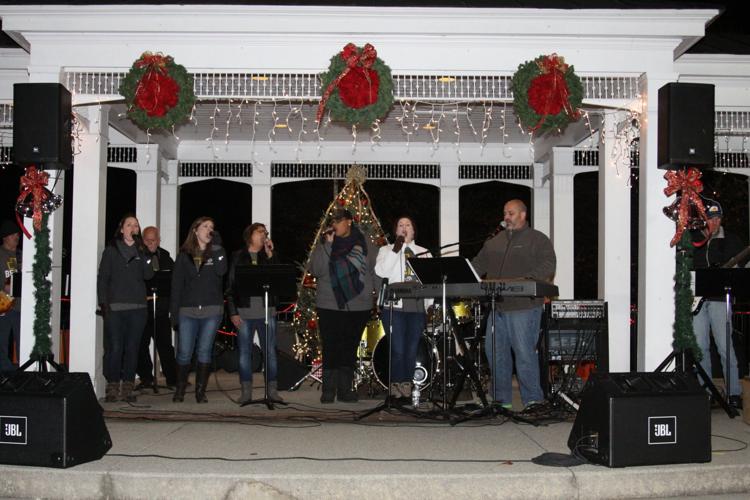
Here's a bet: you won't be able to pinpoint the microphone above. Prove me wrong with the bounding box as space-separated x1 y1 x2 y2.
321 227 334 242
499 221 507 229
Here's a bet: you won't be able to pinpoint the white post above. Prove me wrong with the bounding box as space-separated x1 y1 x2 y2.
550 147 575 299
598 112 632 372
135 144 160 230
69 105 109 393
532 162 551 237
440 162 459 256
252 163 272 230
638 73 678 370
159 159 179 256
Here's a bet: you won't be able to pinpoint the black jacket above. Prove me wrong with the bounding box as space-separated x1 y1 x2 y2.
225 248 280 316
169 245 228 318
97 240 155 306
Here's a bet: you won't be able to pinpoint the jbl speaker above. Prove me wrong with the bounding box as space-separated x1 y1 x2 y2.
568 372 710 467
658 82 714 169
0 372 112 468
13 83 73 169
276 350 308 391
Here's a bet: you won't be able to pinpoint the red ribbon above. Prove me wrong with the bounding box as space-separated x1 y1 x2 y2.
663 167 706 247
135 52 169 74
17 166 50 238
132 52 177 117
316 43 378 124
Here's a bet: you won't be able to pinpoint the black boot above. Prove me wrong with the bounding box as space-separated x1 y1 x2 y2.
173 364 189 403
320 369 337 404
195 362 211 403
337 367 358 403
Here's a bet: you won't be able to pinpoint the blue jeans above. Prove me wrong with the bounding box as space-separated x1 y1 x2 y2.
485 306 543 406
381 310 425 383
693 300 741 396
104 309 147 382
177 314 221 365
0 310 20 372
237 317 277 383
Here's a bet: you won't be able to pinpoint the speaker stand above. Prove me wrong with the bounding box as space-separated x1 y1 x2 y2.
655 348 737 418
18 353 65 373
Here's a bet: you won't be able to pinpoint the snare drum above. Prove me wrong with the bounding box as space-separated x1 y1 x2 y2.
357 319 385 358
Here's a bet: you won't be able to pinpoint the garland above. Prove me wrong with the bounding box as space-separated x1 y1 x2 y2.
317 43 394 127
31 214 52 357
119 52 195 130
673 231 701 359
511 53 583 134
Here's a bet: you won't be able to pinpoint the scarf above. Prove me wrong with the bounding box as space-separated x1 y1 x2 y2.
329 225 368 309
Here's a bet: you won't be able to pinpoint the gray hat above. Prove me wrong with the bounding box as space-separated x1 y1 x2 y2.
0 219 20 240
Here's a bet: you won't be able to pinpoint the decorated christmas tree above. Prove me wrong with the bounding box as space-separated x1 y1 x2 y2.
292 165 387 362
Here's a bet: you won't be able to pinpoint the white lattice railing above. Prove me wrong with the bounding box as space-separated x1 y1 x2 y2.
715 111 750 134
64 71 640 102
0 104 13 128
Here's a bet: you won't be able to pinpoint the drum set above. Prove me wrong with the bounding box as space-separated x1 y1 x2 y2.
354 298 490 406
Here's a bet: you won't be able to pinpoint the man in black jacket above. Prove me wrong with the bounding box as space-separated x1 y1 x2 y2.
136 226 177 390
692 200 745 409
226 223 283 404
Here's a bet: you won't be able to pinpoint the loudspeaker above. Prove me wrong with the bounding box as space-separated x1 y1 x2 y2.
13 83 73 169
568 372 710 467
0 372 112 468
276 350 308 391
658 82 714 169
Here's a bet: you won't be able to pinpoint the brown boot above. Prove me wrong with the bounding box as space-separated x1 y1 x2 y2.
105 382 119 403
120 381 137 403
268 381 284 403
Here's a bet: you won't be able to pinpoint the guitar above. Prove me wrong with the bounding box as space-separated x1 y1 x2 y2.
692 245 750 315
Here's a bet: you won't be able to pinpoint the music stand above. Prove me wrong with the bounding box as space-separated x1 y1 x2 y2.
694 268 750 416
408 257 480 411
234 264 297 410
145 269 171 394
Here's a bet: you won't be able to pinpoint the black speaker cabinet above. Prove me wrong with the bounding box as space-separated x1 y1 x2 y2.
568 372 710 467
13 83 73 169
0 372 112 468
276 350 309 391
658 82 714 169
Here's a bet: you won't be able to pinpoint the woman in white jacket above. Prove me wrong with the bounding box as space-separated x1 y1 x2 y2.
374 216 431 401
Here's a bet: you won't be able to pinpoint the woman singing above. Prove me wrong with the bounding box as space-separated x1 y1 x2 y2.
226 222 283 404
170 217 227 403
97 214 154 403
310 208 378 403
375 216 430 401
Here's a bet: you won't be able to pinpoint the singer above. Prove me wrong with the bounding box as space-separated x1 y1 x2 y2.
170 216 228 403
471 199 556 410
374 216 431 401
310 208 379 404
226 222 283 404
97 214 154 403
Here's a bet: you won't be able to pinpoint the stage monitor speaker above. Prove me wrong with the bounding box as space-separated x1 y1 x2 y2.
567 372 710 467
13 83 73 169
658 82 714 170
0 372 112 468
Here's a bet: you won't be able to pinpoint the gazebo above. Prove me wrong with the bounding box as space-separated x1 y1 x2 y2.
1 3 748 396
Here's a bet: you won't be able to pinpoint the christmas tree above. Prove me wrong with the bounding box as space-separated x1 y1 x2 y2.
292 165 387 362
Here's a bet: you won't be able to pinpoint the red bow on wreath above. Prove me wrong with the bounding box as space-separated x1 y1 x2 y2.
316 43 379 124
527 54 580 131
663 167 707 247
16 166 51 238
133 52 179 118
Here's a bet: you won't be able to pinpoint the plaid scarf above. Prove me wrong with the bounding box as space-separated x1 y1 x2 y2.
329 226 367 309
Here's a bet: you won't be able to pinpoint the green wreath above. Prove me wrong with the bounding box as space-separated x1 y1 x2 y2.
511 54 583 134
119 52 195 130
318 43 394 127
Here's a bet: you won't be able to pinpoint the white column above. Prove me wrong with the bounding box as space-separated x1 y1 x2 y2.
69 105 109 393
638 73 678 370
134 144 160 230
159 159 179 256
440 162 459 256
532 162 551 237
17 67 65 368
550 147 575 299
252 162 272 230
598 112 631 372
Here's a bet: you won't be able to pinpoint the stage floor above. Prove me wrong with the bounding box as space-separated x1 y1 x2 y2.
1 370 749 499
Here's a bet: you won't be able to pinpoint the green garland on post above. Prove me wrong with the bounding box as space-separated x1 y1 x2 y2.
31 213 52 357
673 231 701 359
